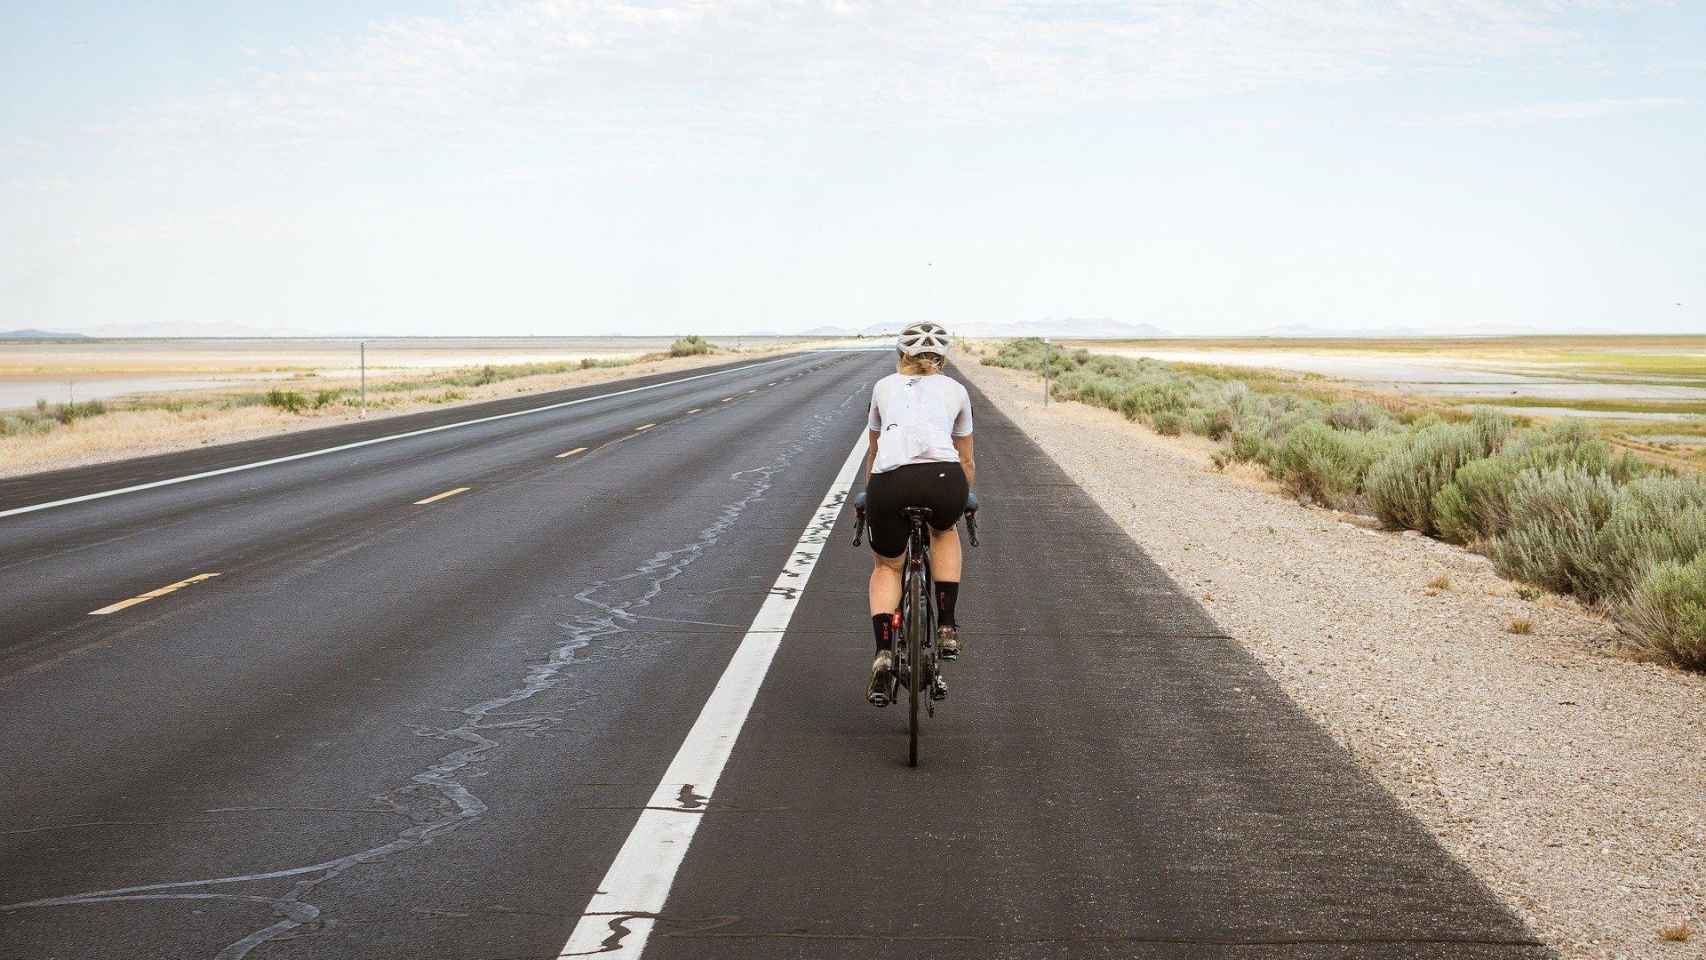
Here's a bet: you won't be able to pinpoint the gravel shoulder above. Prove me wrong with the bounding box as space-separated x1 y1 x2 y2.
964 358 1706 959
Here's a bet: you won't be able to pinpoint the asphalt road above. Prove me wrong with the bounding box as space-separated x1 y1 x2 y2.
0 350 1548 959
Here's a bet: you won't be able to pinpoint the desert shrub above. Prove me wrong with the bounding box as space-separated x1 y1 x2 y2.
1431 419 1654 547
1503 419 1646 482
1151 411 1183 436
1620 551 1706 670
52 400 108 425
1186 405 1234 440
1366 411 1514 534
1324 399 1391 432
265 389 308 413
313 389 343 409
1588 475 1706 601
1268 421 1397 507
1 413 55 437
1228 417 1274 464
1433 456 1522 545
670 335 712 357
1493 464 1618 598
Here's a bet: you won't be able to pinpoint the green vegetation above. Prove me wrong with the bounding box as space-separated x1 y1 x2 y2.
1444 396 1706 417
0 398 110 436
265 389 308 413
988 337 1706 670
1624 554 1706 670
670 335 713 357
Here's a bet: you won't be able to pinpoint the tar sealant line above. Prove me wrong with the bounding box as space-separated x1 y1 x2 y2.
0 354 805 521
557 431 869 959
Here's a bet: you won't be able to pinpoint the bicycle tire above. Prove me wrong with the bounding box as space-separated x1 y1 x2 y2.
907 558 926 767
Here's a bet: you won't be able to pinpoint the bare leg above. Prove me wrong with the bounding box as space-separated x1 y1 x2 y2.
868 551 903 616
928 526 961 582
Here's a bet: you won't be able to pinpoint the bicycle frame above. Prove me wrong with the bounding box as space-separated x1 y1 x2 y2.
852 492 978 767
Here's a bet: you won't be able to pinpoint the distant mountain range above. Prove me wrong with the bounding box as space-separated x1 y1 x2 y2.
795 319 1172 339
0 329 90 340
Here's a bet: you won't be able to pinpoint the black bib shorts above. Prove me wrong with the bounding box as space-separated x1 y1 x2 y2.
865 461 970 558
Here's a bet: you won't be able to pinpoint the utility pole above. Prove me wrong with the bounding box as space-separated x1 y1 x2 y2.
359 341 367 419
1043 338 1051 406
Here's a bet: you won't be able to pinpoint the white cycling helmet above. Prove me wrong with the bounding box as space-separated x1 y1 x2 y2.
897 322 951 358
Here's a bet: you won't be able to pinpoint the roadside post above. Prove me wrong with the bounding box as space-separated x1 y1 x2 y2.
1043 338 1051 406
360 341 367 419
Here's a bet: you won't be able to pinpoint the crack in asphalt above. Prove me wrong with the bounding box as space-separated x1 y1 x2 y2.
0 387 862 958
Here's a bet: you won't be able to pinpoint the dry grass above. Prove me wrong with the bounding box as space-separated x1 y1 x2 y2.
1507 617 1535 635
1657 920 1693 942
1427 574 1453 591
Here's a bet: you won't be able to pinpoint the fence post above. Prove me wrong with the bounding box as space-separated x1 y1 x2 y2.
360 341 367 419
1043 338 1051 406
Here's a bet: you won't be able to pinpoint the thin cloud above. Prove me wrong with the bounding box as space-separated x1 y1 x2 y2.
80 0 1677 151
1422 96 1690 126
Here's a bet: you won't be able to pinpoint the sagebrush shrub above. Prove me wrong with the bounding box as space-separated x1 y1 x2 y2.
1365 413 1512 534
669 335 712 357
1324 400 1387 432
1493 464 1618 598
1433 456 1521 545
1271 421 1395 508
1589 476 1706 601
1621 551 1706 670
1187 406 1234 440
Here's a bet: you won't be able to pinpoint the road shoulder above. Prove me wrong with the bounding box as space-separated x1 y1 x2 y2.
963 357 1706 960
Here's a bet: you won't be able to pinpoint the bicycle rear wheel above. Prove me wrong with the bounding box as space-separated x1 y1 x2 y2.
906 562 926 767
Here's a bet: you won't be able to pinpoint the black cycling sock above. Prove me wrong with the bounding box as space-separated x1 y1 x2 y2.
871 613 894 654
934 581 959 628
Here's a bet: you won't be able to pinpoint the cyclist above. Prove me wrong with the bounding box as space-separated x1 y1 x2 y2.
862 322 975 705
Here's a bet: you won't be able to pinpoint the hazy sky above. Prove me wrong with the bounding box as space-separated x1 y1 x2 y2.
3 1 1703 337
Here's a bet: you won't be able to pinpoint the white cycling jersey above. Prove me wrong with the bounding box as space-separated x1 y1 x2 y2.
866 373 974 475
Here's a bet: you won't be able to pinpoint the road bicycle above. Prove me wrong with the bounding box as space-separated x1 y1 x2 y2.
852 489 979 767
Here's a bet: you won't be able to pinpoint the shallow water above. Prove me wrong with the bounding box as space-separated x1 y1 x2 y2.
0 336 800 412
1101 348 1706 404
1481 406 1701 422
0 374 292 411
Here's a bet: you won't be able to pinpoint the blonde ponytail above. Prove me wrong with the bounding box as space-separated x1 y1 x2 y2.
897 353 945 376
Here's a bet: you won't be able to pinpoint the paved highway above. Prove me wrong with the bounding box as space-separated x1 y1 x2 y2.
0 351 1546 958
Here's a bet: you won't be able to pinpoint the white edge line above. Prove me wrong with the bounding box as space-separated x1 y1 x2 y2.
0 355 804 521
556 431 869 959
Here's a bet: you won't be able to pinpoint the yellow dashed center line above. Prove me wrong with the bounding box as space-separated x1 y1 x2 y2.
634 423 655 432
414 486 470 505
90 573 221 616
555 447 588 459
